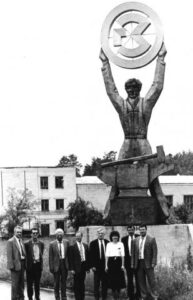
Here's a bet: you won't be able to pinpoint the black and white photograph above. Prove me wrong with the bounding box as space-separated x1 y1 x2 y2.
0 0 193 299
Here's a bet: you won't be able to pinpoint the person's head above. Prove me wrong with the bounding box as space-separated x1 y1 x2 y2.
97 227 105 240
127 225 135 236
31 227 39 241
110 230 120 243
125 78 142 99
76 231 83 243
14 225 23 239
139 224 147 237
55 228 64 242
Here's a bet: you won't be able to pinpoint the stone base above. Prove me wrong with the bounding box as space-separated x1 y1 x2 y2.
110 196 161 225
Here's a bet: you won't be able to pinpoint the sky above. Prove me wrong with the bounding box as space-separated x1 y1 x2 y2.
0 0 193 170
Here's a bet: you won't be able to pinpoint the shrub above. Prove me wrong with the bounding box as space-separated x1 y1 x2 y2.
156 261 193 299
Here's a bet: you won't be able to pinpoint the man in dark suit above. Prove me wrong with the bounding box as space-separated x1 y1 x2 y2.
25 227 44 300
89 227 109 300
7 225 26 300
69 231 89 300
131 224 158 300
49 228 69 300
121 225 140 300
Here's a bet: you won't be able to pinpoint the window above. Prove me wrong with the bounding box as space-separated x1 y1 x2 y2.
55 176 64 189
41 199 49 211
165 195 173 207
56 199 64 210
40 177 48 189
184 195 193 210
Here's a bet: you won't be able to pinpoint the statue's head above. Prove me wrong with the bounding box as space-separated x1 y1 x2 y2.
125 78 142 99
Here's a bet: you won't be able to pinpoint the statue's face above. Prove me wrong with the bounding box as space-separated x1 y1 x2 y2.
126 86 140 99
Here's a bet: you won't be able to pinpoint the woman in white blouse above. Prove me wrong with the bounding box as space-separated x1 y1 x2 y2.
105 230 126 300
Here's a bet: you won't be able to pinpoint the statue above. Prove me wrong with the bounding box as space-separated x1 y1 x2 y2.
99 44 171 222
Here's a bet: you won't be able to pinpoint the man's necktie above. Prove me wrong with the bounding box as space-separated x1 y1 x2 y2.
79 243 84 262
19 239 25 257
100 240 105 260
59 242 62 258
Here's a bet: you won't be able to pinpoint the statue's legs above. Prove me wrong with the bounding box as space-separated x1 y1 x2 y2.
149 178 170 220
104 139 170 221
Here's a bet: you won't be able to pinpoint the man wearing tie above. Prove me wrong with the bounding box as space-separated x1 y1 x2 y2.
25 227 44 300
89 228 109 300
69 231 89 300
131 224 158 300
121 225 140 300
49 228 69 300
7 225 26 300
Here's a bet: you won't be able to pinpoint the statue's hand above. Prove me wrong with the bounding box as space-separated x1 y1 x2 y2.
158 42 167 58
99 48 108 62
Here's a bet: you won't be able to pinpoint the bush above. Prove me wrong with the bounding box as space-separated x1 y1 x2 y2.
156 261 193 299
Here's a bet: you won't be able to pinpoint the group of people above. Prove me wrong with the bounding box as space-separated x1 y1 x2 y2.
7 224 158 300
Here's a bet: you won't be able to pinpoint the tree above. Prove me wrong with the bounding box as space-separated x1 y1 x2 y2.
67 197 104 230
165 150 193 175
173 204 189 223
57 154 82 177
83 151 117 176
1 188 37 236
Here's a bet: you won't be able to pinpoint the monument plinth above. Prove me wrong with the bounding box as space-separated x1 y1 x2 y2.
99 2 174 224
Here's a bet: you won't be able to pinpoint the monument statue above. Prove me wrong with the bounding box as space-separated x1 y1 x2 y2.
98 2 174 224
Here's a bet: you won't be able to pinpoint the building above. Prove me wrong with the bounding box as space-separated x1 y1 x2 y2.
0 166 76 236
76 175 193 211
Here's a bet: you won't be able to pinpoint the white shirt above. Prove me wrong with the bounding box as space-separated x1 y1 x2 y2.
139 236 146 259
76 241 86 261
14 236 25 259
105 242 125 257
128 236 133 256
57 241 65 259
98 239 105 259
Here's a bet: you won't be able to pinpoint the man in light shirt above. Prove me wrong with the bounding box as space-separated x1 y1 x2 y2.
7 225 26 300
69 231 89 300
89 227 109 300
49 228 69 300
25 227 44 300
131 224 158 300
122 225 140 300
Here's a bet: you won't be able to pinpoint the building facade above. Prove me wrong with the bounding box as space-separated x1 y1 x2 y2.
0 166 76 235
76 175 193 211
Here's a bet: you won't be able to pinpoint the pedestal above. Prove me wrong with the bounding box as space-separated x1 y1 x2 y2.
110 196 161 225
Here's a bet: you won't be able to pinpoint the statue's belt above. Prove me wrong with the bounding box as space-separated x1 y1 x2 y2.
125 135 146 139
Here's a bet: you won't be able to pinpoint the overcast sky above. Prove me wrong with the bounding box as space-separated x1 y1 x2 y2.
0 0 192 169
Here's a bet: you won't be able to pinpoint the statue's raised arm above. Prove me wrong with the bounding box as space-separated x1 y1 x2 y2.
100 48 124 114
144 43 167 124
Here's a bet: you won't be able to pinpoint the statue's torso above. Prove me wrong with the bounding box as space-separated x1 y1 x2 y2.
119 97 147 139
118 97 152 159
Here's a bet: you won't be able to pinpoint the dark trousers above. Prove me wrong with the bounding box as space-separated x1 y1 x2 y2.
137 259 158 299
11 261 25 300
126 267 140 300
26 262 42 300
53 260 68 300
74 262 86 300
93 269 108 300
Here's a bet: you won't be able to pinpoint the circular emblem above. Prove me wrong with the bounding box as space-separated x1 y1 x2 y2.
101 2 164 69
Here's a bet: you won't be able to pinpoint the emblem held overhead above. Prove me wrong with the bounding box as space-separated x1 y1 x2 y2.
101 2 164 69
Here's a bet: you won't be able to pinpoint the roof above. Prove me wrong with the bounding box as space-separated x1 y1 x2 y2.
0 165 74 169
76 175 193 185
76 176 103 184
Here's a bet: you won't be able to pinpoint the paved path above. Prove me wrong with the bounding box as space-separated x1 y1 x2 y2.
0 280 95 300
